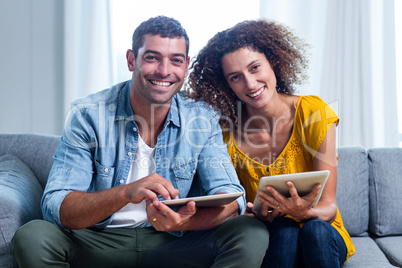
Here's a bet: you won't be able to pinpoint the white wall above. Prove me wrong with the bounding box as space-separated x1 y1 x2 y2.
0 0 64 135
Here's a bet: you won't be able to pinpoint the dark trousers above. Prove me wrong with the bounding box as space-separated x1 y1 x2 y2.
12 215 269 268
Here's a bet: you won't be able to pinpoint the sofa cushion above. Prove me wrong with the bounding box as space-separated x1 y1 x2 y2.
0 154 43 267
368 148 402 236
375 236 402 267
0 133 60 188
337 146 369 236
344 237 395 267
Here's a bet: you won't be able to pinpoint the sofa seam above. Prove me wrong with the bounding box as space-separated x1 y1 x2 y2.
368 151 381 236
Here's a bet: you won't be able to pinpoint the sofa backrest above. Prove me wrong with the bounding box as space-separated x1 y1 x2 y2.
0 133 60 188
368 148 402 236
337 146 369 237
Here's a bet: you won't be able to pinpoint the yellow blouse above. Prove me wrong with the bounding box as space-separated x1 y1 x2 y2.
223 95 355 261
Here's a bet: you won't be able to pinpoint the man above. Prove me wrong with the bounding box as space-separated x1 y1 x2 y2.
12 16 268 267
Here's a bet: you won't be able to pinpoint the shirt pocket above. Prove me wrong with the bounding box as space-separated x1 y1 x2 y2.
172 158 197 197
93 160 115 191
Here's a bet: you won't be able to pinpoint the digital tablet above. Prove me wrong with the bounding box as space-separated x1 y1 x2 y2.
252 170 330 213
161 192 244 207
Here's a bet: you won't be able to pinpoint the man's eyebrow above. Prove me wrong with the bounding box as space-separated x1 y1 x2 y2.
144 50 161 55
144 50 186 58
172 53 186 58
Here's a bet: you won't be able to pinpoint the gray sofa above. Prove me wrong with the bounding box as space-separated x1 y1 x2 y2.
0 133 401 267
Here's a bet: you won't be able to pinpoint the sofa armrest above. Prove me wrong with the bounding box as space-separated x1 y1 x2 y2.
0 133 60 188
0 154 43 266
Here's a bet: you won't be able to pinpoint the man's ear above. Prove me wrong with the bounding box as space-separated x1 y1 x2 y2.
126 49 135 72
185 56 190 76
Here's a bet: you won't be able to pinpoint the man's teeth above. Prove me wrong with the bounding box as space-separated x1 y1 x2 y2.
248 87 264 98
151 81 172 87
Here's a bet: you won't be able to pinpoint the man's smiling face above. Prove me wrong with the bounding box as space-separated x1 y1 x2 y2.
129 34 189 106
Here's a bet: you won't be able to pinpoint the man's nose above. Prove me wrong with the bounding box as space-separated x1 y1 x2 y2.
157 60 171 77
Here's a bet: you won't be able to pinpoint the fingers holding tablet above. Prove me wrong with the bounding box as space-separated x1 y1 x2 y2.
252 171 330 213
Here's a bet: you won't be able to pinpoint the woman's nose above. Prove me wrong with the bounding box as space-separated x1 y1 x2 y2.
244 74 257 90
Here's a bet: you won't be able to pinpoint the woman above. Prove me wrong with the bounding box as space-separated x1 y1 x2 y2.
188 19 355 267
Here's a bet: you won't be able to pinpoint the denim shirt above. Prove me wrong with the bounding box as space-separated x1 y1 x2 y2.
41 81 245 232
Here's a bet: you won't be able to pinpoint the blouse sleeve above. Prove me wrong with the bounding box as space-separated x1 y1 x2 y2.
296 96 339 158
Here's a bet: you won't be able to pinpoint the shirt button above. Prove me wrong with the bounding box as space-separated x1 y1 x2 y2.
104 168 108 172
127 152 132 156
120 179 125 184
133 127 137 132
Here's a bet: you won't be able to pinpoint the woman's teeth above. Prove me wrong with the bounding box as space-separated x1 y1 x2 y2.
248 87 265 98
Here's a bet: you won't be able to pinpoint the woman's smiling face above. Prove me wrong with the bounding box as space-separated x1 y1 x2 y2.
222 47 277 110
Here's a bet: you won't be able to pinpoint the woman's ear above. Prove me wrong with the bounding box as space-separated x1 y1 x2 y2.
126 49 135 72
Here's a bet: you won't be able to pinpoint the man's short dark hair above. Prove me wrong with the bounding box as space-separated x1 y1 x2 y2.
132 16 190 59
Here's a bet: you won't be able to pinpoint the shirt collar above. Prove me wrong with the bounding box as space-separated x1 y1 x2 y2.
166 94 181 128
115 80 134 121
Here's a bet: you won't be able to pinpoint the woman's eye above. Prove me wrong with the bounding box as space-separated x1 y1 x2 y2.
230 75 239 82
251 65 260 71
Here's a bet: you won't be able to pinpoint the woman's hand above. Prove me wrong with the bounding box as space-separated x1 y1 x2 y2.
247 200 286 222
253 124 339 224
256 182 322 222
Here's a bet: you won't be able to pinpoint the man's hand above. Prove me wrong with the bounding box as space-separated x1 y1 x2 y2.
244 202 256 217
126 173 179 204
146 199 197 231
60 173 179 229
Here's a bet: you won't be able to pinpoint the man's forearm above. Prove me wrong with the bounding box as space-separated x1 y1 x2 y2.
59 186 128 229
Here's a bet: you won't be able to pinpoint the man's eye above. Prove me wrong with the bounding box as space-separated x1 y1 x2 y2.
172 58 184 64
145 56 158 61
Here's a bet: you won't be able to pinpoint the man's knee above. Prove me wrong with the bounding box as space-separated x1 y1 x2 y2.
13 219 67 265
218 215 269 248
213 216 269 266
13 220 49 249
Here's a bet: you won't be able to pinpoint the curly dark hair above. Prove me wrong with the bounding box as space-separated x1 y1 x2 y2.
187 19 309 129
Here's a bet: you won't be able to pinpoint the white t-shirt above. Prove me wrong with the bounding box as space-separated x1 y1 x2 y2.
107 135 156 228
